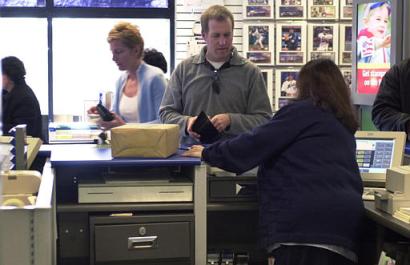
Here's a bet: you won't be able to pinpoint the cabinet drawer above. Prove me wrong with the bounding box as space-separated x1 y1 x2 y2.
92 215 193 264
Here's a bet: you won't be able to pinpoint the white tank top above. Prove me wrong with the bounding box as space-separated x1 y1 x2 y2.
119 93 139 122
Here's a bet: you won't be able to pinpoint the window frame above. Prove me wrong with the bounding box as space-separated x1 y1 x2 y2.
0 0 175 120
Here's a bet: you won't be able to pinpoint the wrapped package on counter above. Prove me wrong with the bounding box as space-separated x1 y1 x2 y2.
111 124 180 158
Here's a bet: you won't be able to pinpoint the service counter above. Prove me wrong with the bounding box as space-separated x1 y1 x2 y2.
363 201 410 264
43 143 410 265
46 144 205 265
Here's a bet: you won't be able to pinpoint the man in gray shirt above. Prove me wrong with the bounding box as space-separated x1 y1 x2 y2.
159 5 272 145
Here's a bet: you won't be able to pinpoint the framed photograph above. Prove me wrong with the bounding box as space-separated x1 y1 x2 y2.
243 22 274 52
261 68 274 108
276 22 307 65
339 23 352 65
307 0 339 20
275 68 299 110
308 23 339 62
246 51 273 65
340 0 353 20
275 0 306 20
340 68 352 90
243 22 274 65
243 0 274 19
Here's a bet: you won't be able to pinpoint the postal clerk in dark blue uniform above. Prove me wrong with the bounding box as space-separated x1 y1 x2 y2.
184 59 364 265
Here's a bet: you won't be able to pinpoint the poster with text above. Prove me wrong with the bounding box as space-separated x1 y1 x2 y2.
356 1 391 95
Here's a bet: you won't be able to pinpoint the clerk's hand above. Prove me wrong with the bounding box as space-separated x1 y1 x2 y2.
210 113 231 132
182 145 204 158
186 116 201 141
98 113 125 130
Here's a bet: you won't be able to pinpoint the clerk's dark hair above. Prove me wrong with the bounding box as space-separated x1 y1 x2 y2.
143 48 167 74
1 56 26 85
296 59 358 133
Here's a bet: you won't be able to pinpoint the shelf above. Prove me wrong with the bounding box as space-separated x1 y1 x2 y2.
207 202 258 211
57 202 194 213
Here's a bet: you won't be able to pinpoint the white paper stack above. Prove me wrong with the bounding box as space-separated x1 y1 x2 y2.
393 207 410 223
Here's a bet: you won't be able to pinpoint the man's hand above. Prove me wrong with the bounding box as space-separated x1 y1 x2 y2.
186 116 201 140
210 113 231 132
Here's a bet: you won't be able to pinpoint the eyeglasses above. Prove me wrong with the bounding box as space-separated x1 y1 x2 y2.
212 70 220 94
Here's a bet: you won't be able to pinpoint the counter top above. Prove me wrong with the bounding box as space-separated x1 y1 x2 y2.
43 144 201 167
364 201 410 239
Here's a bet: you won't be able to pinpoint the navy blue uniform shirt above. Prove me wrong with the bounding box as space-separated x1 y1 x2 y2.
203 99 364 253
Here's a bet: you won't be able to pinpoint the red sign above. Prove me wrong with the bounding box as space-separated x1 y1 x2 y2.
357 68 389 95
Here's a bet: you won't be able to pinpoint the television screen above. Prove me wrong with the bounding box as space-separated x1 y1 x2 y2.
356 1 392 95
53 0 168 8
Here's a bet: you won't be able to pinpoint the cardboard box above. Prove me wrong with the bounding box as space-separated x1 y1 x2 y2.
111 124 180 158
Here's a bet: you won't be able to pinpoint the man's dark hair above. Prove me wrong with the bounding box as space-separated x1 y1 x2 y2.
1 56 26 84
143 48 167 74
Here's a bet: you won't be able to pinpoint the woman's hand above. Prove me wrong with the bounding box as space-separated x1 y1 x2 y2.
98 113 125 130
87 106 99 115
182 145 204 158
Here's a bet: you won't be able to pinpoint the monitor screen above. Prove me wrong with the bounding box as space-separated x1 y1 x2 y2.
356 138 394 174
355 1 392 95
355 131 406 185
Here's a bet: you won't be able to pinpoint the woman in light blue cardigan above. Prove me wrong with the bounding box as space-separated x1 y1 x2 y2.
112 62 166 124
89 22 166 129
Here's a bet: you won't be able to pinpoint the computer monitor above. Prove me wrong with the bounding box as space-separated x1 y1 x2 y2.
355 131 406 186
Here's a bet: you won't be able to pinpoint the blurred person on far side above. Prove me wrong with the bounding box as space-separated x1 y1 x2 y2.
2 56 42 139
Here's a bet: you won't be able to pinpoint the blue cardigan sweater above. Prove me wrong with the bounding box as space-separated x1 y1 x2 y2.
112 62 166 123
202 99 364 253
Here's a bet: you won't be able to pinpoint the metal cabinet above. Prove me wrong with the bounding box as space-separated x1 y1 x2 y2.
90 214 194 264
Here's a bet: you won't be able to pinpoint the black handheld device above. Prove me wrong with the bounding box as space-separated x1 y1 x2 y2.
96 103 114 122
191 111 220 144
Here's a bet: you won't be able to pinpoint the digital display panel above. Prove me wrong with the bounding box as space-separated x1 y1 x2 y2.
0 0 45 7
356 1 391 95
53 0 168 8
356 138 394 174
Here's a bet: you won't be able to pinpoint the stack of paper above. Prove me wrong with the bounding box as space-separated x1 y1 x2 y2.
393 207 410 224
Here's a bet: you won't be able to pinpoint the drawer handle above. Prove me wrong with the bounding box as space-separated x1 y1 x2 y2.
127 236 158 250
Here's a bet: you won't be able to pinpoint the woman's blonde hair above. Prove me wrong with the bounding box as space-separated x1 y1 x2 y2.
107 22 144 58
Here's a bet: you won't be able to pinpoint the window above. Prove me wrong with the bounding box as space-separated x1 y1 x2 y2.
0 3 174 120
0 0 45 7
54 0 168 8
0 18 48 114
52 18 170 119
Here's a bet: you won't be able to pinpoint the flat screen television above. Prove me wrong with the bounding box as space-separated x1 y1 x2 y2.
355 131 406 185
351 0 403 105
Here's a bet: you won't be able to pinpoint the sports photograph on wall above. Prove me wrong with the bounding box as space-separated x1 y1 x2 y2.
339 23 352 65
308 23 339 62
243 22 274 65
308 0 339 20
243 0 274 19
275 0 306 20
276 22 307 65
